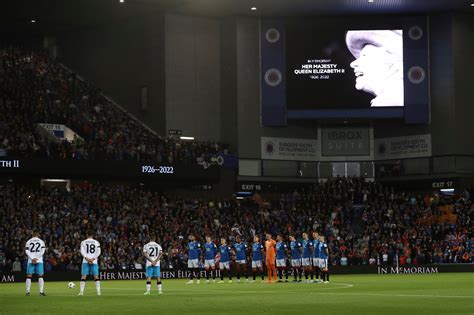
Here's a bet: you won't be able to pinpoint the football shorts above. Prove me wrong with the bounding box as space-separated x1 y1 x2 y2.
188 259 199 268
81 263 99 277
26 263 44 275
251 260 262 269
219 261 230 270
276 259 286 267
204 259 215 268
146 266 161 278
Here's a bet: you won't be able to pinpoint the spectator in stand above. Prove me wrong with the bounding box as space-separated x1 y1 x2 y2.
0 47 230 166
1 178 472 271
12 257 22 272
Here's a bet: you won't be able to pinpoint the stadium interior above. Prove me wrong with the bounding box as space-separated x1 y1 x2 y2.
0 0 473 314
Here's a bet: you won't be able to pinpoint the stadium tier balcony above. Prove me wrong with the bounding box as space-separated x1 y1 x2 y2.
0 48 231 169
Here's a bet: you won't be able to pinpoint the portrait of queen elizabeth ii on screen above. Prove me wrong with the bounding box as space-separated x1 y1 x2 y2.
346 30 404 107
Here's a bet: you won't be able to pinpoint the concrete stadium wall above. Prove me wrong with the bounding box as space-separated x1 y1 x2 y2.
57 15 166 135
165 14 222 142
452 13 474 156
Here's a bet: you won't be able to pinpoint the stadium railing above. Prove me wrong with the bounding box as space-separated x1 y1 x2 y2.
238 155 474 180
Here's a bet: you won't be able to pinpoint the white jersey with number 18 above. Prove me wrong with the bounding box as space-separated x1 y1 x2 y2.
80 238 101 264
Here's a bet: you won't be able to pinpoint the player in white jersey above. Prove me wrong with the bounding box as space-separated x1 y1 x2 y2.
143 235 163 295
78 231 101 296
25 230 46 296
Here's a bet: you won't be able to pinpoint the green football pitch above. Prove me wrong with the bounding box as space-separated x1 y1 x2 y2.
1 273 473 314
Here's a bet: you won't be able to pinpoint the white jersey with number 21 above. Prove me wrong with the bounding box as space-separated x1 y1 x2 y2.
143 242 162 267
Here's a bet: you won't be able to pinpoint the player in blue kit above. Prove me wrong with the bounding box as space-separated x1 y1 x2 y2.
312 231 321 283
289 235 303 282
204 236 218 283
318 235 330 284
186 235 201 284
233 235 249 283
301 232 313 283
275 235 288 282
218 238 232 283
251 236 265 282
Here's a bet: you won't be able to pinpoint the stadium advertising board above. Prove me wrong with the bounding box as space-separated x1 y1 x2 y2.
374 134 431 160
261 137 318 161
37 123 83 142
0 158 219 182
377 266 439 274
2 265 473 283
320 127 371 157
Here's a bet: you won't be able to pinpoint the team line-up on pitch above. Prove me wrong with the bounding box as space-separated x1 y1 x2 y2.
23 230 330 296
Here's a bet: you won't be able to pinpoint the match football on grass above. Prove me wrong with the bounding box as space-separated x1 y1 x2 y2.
1 274 473 314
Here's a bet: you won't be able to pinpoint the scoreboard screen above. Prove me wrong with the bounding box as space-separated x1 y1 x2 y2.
260 16 430 124
287 23 404 109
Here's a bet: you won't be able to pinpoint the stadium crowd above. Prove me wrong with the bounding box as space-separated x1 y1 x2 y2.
1 178 472 273
0 47 229 164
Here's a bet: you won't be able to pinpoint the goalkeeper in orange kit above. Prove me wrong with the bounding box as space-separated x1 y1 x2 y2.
265 233 277 283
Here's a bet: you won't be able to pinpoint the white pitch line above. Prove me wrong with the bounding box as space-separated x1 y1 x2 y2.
103 282 354 293
22 283 356 297
309 292 473 299
20 283 473 299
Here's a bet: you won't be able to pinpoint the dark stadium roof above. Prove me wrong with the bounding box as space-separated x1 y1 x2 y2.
2 0 472 32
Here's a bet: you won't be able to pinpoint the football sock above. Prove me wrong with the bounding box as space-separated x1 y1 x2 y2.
26 277 31 293
157 281 162 291
206 271 210 280
146 281 151 292
277 269 282 280
80 280 85 294
38 276 44 293
95 280 101 294
252 272 256 280
284 269 288 280
196 269 201 280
